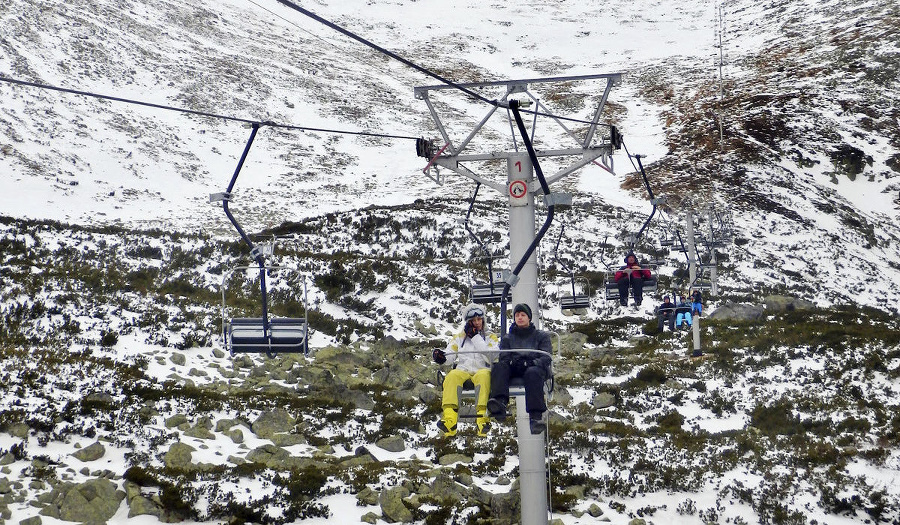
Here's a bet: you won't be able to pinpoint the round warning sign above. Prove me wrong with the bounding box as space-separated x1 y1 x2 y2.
508 180 528 199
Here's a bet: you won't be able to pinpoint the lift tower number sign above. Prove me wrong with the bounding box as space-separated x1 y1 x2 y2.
508 179 528 206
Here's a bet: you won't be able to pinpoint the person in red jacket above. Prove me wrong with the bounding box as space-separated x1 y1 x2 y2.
615 252 651 307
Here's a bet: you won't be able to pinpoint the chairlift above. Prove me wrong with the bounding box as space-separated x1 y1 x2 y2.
461 182 512 304
470 260 512 304
211 122 310 358
552 222 592 313
220 265 309 357
559 274 591 311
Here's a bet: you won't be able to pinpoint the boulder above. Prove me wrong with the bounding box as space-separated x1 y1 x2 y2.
72 442 106 463
252 409 296 438
356 487 379 506
490 490 520 523
163 442 195 470
764 295 815 312
592 392 616 409
708 302 765 321
57 478 125 524
379 486 413 523
375 436 405 453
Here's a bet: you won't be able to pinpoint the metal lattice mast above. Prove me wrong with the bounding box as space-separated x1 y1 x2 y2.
416 73 622 525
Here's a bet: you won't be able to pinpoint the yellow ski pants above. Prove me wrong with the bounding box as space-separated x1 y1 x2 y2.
442 368 491 413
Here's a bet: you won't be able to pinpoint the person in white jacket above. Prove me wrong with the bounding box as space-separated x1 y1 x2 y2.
432 303 499 437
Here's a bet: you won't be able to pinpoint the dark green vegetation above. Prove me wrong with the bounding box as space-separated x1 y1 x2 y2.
2 212 900 524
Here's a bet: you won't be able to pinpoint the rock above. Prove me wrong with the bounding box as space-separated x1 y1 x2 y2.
128 495 161 518
245 444 290 466
183 425 215 440
8 423 29 439
163 443 195 470
550 519 565 525
490 490 520 523
438 453 472 466
588 503 604 517
224 428 244 444
270 433 306 447
57 478 125 524
214 418 245 432
252 409 296 438
345 389 376 411
379 486 413 523
356 487 379 506
564 485 586 499
0 478 11 494
375 436 405 453
169 352 186 366
592 392 616 409
19 516 41 525
84 392 115 404
71 442 105 463
425 474 464 504
495 475 511 486
361 511 379 524
164 414 189 429
764 295 815 312
628 519 647 525
708 302 764 321
0 453 15 466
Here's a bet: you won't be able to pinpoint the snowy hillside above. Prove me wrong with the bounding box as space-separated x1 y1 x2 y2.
1 0 900 524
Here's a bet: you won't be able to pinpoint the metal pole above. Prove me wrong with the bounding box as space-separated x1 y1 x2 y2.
686 210 696 285
507 153 548 525
685 210 702 357
708 207 718 296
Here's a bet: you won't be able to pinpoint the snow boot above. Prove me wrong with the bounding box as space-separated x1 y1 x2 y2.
437 407 458 437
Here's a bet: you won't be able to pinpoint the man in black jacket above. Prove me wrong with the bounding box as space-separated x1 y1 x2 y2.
487 303 553 434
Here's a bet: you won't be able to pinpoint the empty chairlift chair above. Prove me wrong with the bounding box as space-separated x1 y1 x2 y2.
470 259 512 304
559 275 591 312
220 265 310 357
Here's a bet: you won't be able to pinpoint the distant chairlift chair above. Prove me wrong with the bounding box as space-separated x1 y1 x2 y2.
560 274 591 312
603 264 658 301
470 258 512 304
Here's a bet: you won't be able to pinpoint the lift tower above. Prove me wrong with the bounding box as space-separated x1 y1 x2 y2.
416 73 621 525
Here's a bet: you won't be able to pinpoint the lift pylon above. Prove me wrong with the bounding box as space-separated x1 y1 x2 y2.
416 73 622 525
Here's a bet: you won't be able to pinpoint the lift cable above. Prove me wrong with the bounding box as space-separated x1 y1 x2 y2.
268 0 614 128
0 75 420 141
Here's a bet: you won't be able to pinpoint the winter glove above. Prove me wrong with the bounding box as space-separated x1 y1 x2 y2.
432 348 446 364
464 320 478 339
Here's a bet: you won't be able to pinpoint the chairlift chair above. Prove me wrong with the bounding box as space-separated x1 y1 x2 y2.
602 263 658 301
221 265 309 357
470 258 512 304
559 274 591 312
212 122 310 359
434 332 561 419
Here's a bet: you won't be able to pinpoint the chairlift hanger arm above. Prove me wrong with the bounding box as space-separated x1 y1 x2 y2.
500 99 557 332
463 183 495 278
632 154 657 244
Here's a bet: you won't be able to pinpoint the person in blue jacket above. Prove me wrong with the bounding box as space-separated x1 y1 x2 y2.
487 303 553 435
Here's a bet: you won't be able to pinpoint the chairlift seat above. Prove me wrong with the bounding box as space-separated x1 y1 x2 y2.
561 294 591 311
471 282 512 304
660 239 674 247
227 317 308 356
603 270 658 300
692 282 712 291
